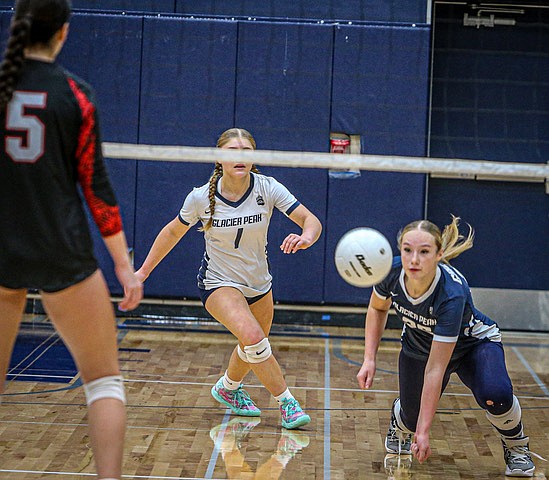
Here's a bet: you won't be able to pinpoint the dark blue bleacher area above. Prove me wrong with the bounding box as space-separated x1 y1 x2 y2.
0 2 546 313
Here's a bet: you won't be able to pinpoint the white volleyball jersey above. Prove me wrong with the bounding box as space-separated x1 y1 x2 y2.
178 172 300 297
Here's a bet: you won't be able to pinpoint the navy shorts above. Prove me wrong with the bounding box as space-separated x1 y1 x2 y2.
199 287 271 307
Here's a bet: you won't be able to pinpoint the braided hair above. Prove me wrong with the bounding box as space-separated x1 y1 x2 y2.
0 0 71 110
397 215 474 264
201 128 259 232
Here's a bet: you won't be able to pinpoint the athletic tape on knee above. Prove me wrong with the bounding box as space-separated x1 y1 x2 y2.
393 398 414 434
84 375 126 406
244 338 272 364
486 394 521 432
237 345 249 363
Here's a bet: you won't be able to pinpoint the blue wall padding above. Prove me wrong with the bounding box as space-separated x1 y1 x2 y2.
323 172 425 304
332 24 430 156
58 13 143 143
139 17 238 147
427 180 549 291
57 13 142 292
235 21 333 152
260 167 328 303
175 0 427 24
431 4 548 163
0 10 9 39
133 161 214 298
72 1 176 13
0 0 427 23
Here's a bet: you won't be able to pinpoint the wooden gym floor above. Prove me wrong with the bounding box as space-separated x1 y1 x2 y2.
0 313 547 479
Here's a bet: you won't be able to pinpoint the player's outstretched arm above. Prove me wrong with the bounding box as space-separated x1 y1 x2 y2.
281 204 322 254
357 293 391 389
135 217 190 282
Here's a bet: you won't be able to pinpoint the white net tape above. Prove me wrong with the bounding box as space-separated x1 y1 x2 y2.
103 142 548 183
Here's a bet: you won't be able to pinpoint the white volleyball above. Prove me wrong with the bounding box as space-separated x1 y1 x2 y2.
334 228 393 288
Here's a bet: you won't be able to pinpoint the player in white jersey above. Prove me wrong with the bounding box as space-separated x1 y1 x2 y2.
136 128 322 429
356 217 543 477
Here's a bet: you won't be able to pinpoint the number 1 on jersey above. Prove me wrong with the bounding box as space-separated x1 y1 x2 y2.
234 228 243 249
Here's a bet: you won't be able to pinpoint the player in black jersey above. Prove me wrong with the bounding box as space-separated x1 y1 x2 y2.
0 1 142 479
357 217 543 477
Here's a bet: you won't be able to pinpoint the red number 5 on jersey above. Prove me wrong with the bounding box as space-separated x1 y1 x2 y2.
5 91 47 163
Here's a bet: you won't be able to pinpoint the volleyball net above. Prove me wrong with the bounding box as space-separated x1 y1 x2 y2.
103 142 548 183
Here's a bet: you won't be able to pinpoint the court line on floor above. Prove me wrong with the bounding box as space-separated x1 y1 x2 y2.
324 338 331 480
204 410 232 479
511 346 549 396
0 470 223 479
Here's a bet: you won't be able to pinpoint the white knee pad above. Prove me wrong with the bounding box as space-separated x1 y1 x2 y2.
486 395 521 431
84 375 126 406
237 345 249 363
244 338 272 364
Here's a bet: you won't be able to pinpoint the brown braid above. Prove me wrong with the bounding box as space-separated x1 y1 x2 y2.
0 15 32 110
200 162 224 232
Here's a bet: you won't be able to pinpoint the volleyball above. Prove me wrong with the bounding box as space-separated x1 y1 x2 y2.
334 228 393 288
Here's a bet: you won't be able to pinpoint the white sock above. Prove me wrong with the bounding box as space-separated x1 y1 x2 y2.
222 371 240 391
274 388 293 405
273 454 292 467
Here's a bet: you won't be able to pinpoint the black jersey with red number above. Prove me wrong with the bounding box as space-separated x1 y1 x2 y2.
0 59 122 292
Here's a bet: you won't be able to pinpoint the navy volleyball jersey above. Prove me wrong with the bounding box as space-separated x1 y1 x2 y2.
0 60 122 291
374 257 501 360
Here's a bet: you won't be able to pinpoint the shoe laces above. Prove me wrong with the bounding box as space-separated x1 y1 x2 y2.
505 444 547 464
388 424 412 454
281 398 301 419
232 387 256 407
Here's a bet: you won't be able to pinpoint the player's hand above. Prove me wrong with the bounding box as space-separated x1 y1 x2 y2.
411 432 431 463
280 233 313 254
115 264 143 312
357 359 376 389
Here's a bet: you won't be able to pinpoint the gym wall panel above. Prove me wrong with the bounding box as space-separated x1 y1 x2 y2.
325 23 429 305
323 172 425 305
58 13 143 293
175 0 428 24
233 21 332 303
260 166 328 304
139 17 238 147
133 162 213 299
331 23 430 156
71 1 176 13
427 180 549 292
59 13 142 143
0 10 10 38
136 16 239 298
234 21 333 152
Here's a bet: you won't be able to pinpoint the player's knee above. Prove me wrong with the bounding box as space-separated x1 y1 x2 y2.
485 394 521 430
83 375 126 406
237 345 249 363
478 386 513 415
244 338 272 364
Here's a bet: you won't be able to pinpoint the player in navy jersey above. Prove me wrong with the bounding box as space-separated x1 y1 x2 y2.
136 128 322 429
356 217 542 477
0 1 142 479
